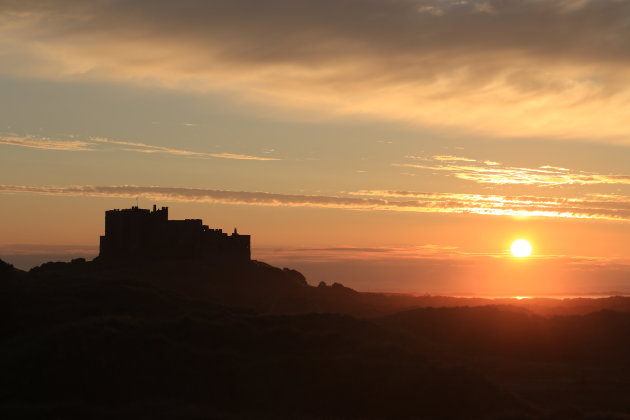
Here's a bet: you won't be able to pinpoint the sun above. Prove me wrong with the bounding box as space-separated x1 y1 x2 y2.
511 239 532 258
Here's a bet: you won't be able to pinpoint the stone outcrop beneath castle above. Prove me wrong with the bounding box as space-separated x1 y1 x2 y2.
99 205 250 262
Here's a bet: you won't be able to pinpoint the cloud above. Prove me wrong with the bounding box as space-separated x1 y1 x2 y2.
257 244 463 262
0 135 92 151
0 134 279 161
432 155 477 162
91 137 280 161
474 2 496 14
350 189 630 217
4 1 630 141
1 184 629 222
205 153 279 161
395 156 630 186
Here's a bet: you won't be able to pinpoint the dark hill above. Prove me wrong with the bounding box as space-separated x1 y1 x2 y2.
378 306 630 416
1 259 530 419
18 257 630 318
4 257 630 418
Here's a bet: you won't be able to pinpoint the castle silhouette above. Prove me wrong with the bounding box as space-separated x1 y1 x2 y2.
99 205 250 262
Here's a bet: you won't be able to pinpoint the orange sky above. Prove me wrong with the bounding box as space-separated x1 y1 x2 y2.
1 0 629 295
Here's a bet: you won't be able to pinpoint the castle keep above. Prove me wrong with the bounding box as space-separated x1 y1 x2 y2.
99 205 250 262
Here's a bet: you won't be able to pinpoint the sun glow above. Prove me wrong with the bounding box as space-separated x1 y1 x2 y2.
511 239 532 258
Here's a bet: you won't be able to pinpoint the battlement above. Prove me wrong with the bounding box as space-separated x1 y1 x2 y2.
99 205 250 262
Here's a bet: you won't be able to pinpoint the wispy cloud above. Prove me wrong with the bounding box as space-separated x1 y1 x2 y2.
203 153 279 161
0 135 92 151
91 137 280 161
5 1 630 141
255 245 466 262
395 156 630 186
1 184 628 222
0 134 280 161
432 155 477 162
256 245 630 266
349 189 630 219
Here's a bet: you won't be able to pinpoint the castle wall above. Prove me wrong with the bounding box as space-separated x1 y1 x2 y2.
98 206 250 262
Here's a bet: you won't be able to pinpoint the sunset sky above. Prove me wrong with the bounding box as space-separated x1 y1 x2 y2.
1 0 629 295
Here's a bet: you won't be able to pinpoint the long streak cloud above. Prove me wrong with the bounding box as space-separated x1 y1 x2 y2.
0 134 279 161
1 185 628 222
397 156 630 186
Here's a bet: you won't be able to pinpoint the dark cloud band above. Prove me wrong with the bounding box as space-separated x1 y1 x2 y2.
1 184 628 221
4 0 630 140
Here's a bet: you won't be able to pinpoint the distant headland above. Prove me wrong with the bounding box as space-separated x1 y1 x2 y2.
98 205 250 262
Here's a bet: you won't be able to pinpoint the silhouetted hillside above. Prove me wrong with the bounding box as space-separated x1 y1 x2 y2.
4 257 630 418
17 258 630 318
1 261 530 419
380 306 630 362
379 307 630 417
0 258 20 281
